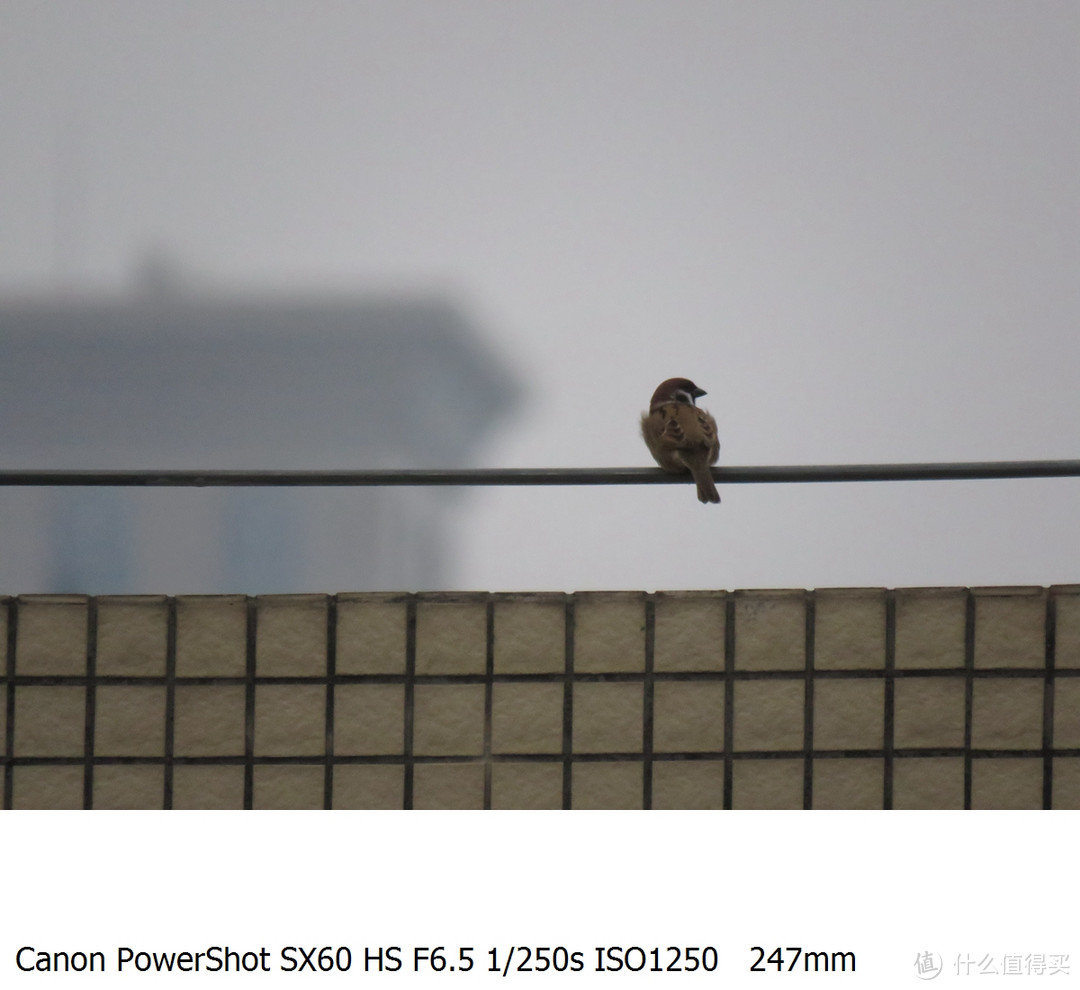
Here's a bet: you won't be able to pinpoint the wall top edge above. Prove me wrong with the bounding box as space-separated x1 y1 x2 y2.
2 585 1079 604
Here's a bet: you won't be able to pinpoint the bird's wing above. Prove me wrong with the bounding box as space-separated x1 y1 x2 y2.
654 402 716 449
656 405 689 447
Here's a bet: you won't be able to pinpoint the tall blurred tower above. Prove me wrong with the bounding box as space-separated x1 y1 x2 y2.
0 280 519 593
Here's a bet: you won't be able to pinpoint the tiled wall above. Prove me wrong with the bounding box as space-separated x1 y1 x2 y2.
2 587 1078 810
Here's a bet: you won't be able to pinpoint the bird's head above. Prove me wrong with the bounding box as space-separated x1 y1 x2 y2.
650 377 707 408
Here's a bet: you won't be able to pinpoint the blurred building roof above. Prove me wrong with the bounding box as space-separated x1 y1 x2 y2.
0 284 521 592
0 287 519 470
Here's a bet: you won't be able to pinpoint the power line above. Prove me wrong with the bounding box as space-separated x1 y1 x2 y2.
0 460 1078 487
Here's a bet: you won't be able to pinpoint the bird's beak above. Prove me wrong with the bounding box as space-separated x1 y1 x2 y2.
692 387 707 399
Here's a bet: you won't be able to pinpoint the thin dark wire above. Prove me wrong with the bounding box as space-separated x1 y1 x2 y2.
1 460 1079 487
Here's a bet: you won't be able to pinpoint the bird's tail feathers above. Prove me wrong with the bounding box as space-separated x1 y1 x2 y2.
693 468 721 504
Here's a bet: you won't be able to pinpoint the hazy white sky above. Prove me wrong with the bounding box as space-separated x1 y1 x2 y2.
2 1 1078 592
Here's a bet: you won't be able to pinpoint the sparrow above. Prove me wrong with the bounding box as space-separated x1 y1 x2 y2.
641 377 721 503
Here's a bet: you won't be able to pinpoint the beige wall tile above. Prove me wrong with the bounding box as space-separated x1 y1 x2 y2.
96 597 168 676
733 680 804 751
413 684 485 756
735 591 805 671
12 765 84 809
256 595 327 675
1054 678 1080 748
332 765 404 809
572 762 642 809
653 592 726 672
254 684 326 757
491 762 564 810
653 682 724 752
732 758 803 809
94 686 166 757
94 766 164 809
413 762 484 809
176 596 247 676
1 587 1064 811
16 596 88 675
1054 588 1080 669
172 766 245 810
493 595 565 674
336 595 408 674
1052 757 1080 809
174 685 246 757
253 765 324 809
973 588 1047 668
574 593 645 673
971 678 1044 749
652 761 724 809
812 758 883 809
893 678 965 749
971 758 1043 809
573 683 642 753
814 590 886 670
14 686 85 756
415 598 487 675
814 679 884 750
491 683 563 754
895 589 966 668
893 757 964 809
334 684 405 755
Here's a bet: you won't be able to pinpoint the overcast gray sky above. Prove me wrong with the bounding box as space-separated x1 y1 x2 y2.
2 1 1077 593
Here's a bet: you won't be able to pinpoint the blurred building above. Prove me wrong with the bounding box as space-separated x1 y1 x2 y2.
0 282 519 593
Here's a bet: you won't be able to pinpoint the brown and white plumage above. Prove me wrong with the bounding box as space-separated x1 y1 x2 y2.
641 377 721 504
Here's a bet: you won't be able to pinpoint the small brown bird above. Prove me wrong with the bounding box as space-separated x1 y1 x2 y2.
641 377 721 503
